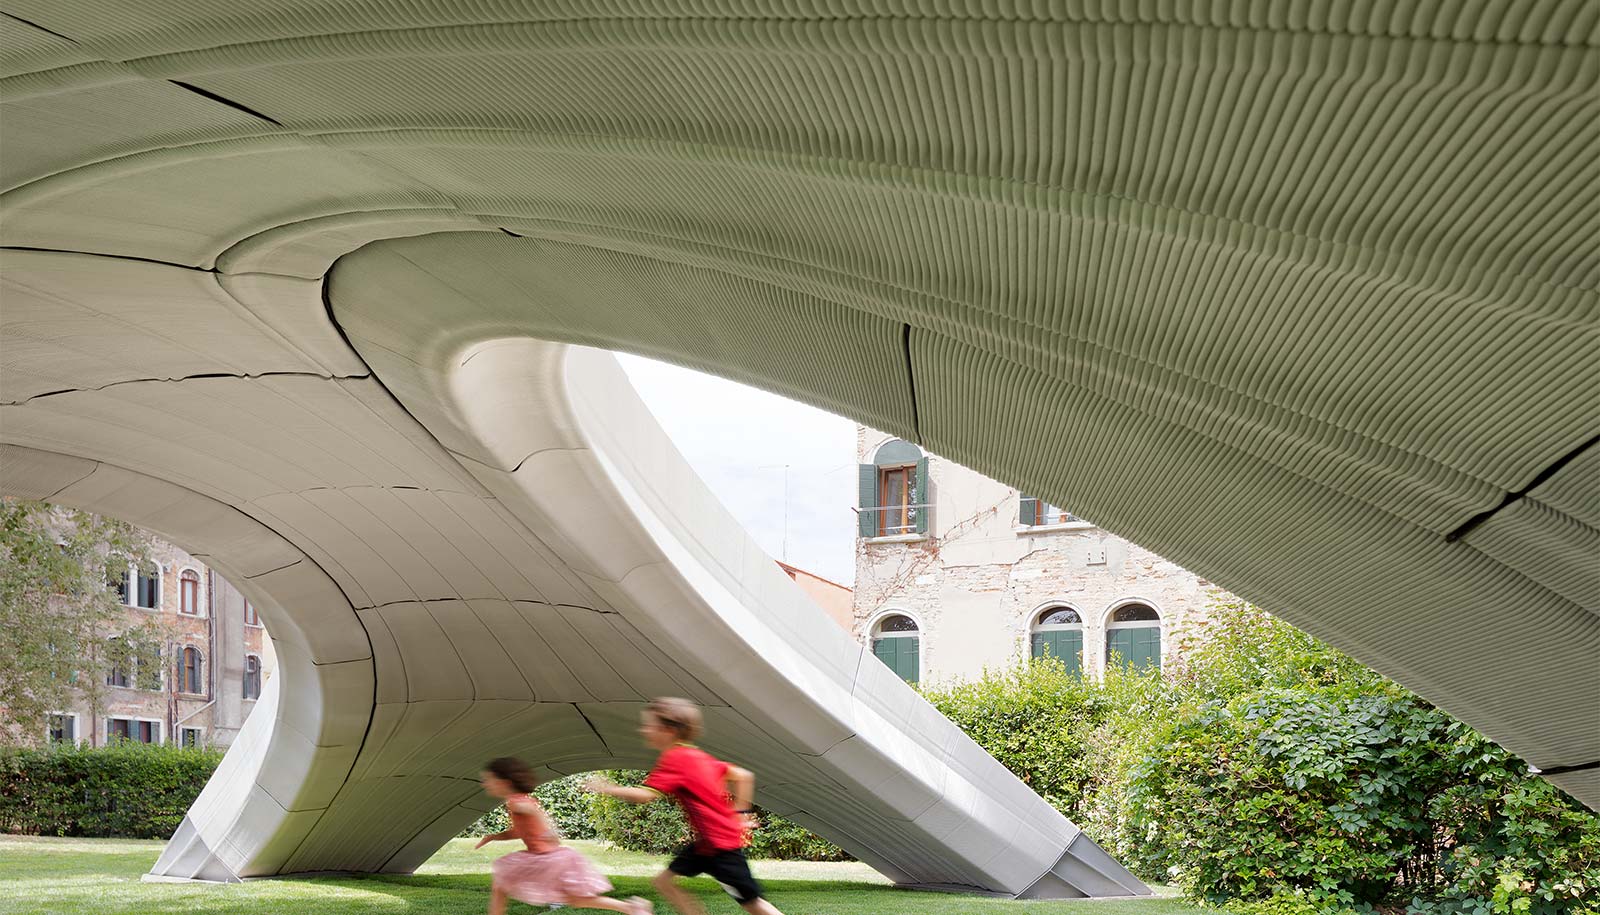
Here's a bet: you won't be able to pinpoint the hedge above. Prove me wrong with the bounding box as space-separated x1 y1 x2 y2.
0 741 223 839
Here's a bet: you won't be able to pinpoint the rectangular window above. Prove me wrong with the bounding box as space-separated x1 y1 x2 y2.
244 600 260 627
106 664 130 688
1020 496 1081 527
106 717 160 744
179 573 200 615
879 466 912 535
178 727 202 748
48 713 77 745
133 569 159 609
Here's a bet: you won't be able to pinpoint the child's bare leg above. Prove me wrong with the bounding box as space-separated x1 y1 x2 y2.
740 899 784 915
652 869 709 915
564 895 649 913
488 884 508 915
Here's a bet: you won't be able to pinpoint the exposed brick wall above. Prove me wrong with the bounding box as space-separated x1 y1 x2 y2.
53 530 275 749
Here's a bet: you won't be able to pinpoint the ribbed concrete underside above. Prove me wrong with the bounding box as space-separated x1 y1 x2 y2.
0 0 1595 888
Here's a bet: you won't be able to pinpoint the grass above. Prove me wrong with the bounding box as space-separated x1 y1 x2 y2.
0 834 1222 914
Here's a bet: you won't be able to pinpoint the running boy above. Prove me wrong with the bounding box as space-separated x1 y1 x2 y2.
584 697 786 915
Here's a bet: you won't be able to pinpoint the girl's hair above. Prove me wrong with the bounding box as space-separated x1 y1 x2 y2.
646 696 703 742
484 756 539 793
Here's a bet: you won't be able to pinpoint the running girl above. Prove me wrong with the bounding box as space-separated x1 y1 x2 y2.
476 756 652 915
584 698 787 915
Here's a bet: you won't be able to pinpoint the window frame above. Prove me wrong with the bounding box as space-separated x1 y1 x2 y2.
1029 604 1085 672
868 610 923 685
877 464 915 536
178 726 203 748
105 716 164 745
243 654 262 701
1104 600 1163 672
178 569 203 617
243 599 261 628
859 440 930 541
1016 495 1093 532
130 564 161 611
47 711 80 745
178 645 204 696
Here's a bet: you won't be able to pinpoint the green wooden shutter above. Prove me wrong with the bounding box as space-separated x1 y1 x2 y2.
899 637 920 684
1107 629 1129 669
858 464 878 537
1019 495 1038 525
913 456 930 534
873 637 919 684
1108 629 1160 671
1059 630 1083 676
1138 629 1161 671
1033 631 1084 675
873 637 894 667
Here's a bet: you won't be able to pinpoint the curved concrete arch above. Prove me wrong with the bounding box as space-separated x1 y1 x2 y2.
0 1 1595 888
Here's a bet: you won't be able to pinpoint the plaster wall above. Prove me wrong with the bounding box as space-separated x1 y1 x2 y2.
853 427 1223 685
778 562 854 631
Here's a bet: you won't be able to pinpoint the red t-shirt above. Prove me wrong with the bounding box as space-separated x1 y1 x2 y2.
643 745 745 852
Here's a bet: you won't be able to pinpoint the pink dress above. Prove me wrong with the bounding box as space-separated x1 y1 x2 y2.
491 794 613 904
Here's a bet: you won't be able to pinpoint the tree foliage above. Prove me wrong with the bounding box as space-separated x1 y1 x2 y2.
0 499 157 740
928 598 1600 915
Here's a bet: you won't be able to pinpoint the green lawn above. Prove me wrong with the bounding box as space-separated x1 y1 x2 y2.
0 834 1219 914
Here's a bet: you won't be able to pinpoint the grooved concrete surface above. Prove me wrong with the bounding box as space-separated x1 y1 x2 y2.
0 0 1596 892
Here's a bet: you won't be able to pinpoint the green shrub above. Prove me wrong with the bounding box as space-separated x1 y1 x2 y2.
922 659 1110 823
0 741 222 838
459 773 599 840
925 598 1600 914
536 772 598 841
583 769 850 861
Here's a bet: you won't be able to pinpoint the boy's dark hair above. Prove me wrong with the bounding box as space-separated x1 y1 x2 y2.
484 756 540 793
647 696 704 742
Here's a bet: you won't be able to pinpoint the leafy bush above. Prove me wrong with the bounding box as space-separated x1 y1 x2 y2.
584 769 850 861
536 772 598 841
926 598 1600 914
0 741 222 838
922 659 1109 822
459 773 598 840
585 770 690 853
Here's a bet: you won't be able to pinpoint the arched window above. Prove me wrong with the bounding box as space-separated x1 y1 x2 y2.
858 440 929 537
1106 603 1162 672
1030 605 1083 675
870 613 921 685
179 570 200 615
243 655 262 700
179 646 203 694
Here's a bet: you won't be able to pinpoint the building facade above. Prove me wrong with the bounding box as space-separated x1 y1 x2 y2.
853 426 1225 685
46 533 276 750
776 560 854 631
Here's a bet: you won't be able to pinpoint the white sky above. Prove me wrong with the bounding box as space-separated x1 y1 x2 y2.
617 353 858 585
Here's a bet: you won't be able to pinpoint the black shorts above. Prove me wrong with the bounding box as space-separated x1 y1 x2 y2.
667 844 765 904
